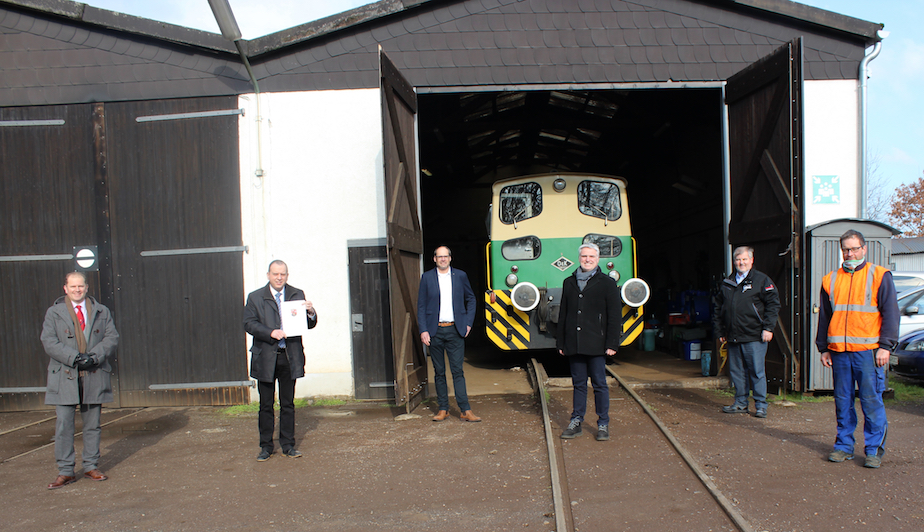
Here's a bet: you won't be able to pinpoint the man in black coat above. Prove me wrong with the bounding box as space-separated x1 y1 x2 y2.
243 260 317 461
556 243 623 441
712 246 780 418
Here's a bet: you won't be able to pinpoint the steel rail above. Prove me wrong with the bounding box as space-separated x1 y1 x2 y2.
0 415 56 437
530 358 573 532
605 365 755 532
1 408 146 464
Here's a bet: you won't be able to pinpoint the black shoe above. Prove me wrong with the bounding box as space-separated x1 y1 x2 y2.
754 408 767 418
282 448 303 458
722 404 749 414
256 449 272 462
596 425 610 441
560 418 583 439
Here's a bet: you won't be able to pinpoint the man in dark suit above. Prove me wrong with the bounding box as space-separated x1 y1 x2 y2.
557 243 622 442
417 246 481 422
41 271 119 489
243 260 317 461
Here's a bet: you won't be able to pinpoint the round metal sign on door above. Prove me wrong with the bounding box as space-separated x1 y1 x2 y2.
73 246 98 271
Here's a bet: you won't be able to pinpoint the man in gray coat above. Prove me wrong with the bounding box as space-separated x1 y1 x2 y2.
41 272 119 489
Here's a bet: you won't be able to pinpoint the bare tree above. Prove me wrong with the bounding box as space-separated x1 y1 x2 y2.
889 173 924 238
865 151 892 224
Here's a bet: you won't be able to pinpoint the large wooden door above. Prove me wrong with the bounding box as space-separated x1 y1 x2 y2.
380 48 426 411
0 104 103 410
726 39 804 391
0 98 248 411
106 97 248 406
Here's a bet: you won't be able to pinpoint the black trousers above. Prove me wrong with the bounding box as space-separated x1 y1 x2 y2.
257 349 296 452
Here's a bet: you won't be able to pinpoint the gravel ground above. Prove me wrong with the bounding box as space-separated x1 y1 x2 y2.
636 387 924 532
1 382 922 532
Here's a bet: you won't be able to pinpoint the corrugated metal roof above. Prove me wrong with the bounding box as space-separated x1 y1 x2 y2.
893 237 924 255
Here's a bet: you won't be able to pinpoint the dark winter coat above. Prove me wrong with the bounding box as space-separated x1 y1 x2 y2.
41 296 119 405
243 283 318 383
712 268 781 344
556 267 623 356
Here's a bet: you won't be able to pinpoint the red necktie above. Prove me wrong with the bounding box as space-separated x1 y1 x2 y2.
76 305 86 331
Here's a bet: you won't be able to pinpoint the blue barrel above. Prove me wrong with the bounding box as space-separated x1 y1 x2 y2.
642 329 657 351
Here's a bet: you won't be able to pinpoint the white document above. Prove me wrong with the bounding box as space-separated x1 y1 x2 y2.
280 300 310 337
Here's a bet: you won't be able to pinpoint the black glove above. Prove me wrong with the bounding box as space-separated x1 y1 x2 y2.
75 353 95 371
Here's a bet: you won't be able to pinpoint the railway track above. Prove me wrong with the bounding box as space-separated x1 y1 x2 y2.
0 408 146 464
530 358 754 532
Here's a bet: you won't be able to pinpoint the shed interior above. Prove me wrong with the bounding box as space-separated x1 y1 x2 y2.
417 87 727 356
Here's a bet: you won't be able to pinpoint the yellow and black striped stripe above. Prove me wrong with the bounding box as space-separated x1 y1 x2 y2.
621 304 645 346
486 290 646 350
485 290 530 350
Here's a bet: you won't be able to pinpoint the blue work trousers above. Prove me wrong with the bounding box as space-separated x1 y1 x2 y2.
429 325 470 412
569 354 609 425
727 340 768 409
831 349 888 456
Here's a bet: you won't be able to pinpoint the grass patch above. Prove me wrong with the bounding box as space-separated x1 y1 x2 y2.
771 392 833 404
888 378 924 403
309 398 349 407
219 398 312 416
709 387 834 404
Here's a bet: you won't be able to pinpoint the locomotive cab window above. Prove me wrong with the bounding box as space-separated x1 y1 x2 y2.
502 236 542 260
577 181 622 221
499 182 542 224
583 234 622 257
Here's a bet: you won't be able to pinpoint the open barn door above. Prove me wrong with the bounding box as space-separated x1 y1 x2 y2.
380 48 426 412
726 39 805 392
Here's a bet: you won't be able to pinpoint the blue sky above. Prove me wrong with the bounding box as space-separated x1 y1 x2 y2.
82 1 921 197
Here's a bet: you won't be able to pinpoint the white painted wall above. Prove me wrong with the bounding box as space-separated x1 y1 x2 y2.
238 89 385 400
803 79 860 226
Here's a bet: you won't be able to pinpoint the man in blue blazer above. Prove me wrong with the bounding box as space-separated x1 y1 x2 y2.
417 246 481 422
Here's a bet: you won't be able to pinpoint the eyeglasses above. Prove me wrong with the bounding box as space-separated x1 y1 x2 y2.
841 246 864 254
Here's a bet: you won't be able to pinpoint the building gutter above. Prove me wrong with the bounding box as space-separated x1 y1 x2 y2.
858 31 887 218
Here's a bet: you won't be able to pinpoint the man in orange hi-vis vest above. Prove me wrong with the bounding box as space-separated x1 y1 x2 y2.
816 229 899 469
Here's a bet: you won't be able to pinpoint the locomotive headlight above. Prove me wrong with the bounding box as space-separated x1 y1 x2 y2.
505 273 519 287
552 178 566 192
608 270 620 282
606 261 614 270
510 265 518 272
511 282 540 312
620 278 650 308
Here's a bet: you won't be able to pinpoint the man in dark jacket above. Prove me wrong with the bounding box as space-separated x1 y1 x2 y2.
712 246 780 418
556 243 623 441
41 271 119 489
243 260 317 462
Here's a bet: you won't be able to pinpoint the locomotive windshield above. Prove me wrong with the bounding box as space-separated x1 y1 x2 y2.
499 182 542 224
583 234 623 257
577 180 622 221
502 236 541 260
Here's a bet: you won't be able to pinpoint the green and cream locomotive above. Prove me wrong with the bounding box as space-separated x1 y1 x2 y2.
485 173 650 351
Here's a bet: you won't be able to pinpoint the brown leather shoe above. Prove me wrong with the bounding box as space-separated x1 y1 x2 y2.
432 410 450 422
48 475 76 490
460 410 482 422
84 469 108 481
